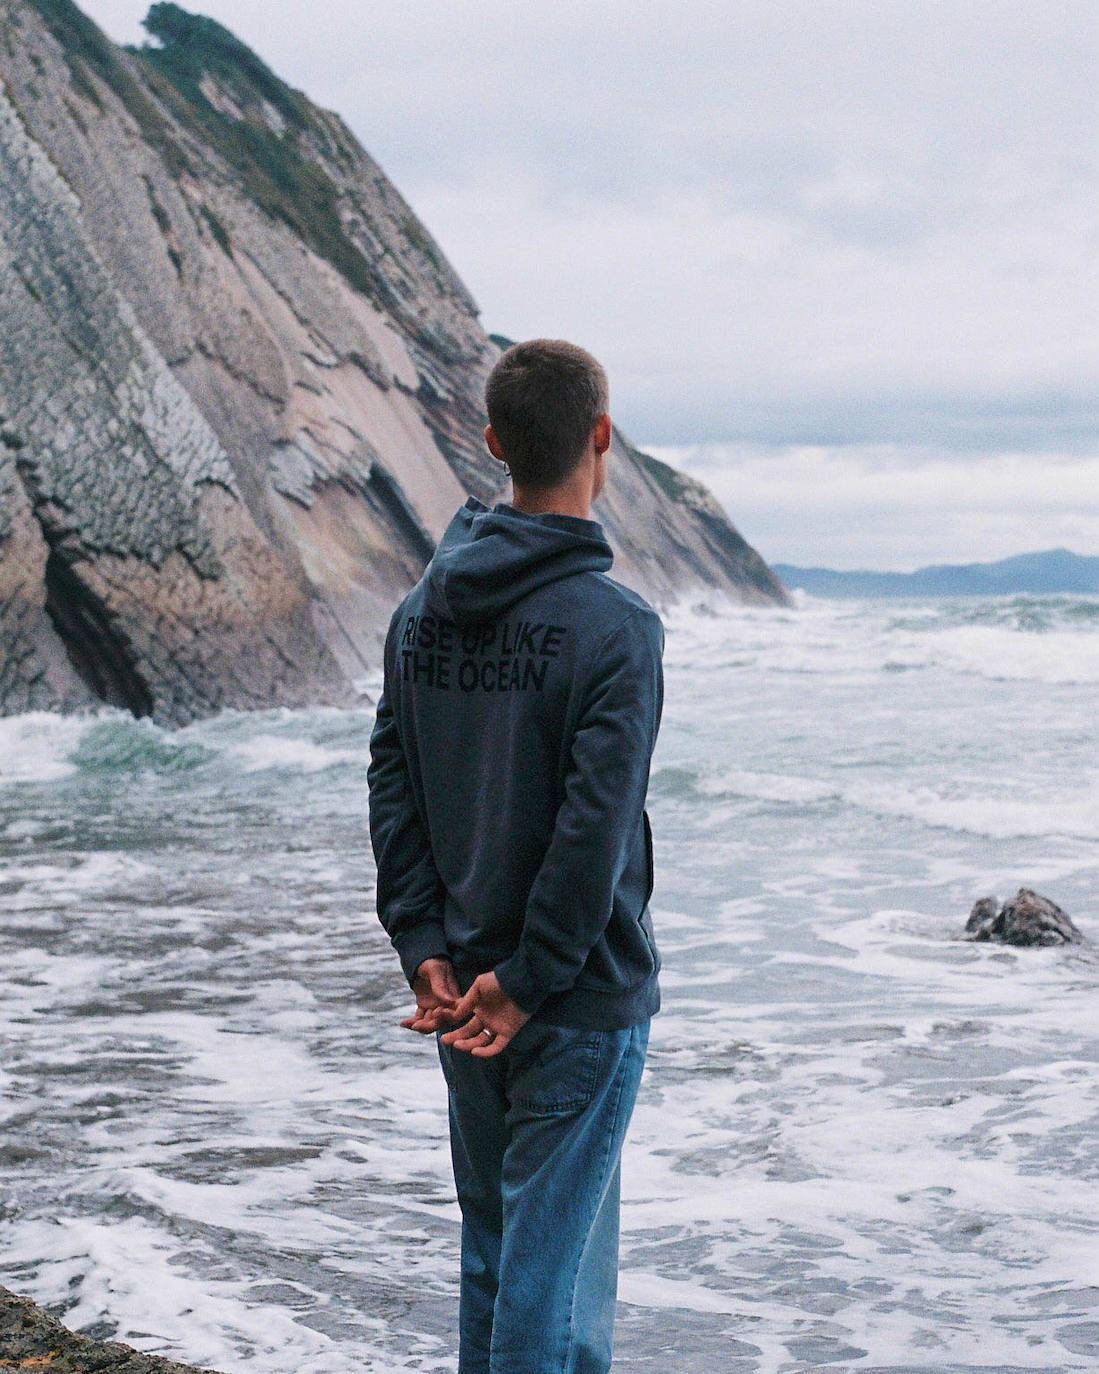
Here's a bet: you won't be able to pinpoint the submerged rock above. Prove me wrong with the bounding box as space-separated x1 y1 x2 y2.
965 888 1085 947
0 1284 221 1373
965 897 1001 936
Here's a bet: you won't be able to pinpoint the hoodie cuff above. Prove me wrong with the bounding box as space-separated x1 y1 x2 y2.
493 949 548 1016
392 922 450 987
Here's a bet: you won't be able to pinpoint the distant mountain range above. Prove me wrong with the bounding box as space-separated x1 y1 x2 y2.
773 549 1099 598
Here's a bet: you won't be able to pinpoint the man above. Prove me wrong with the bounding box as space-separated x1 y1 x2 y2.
368 339 663 1374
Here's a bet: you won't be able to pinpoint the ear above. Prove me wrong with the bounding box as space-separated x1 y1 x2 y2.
593 412 611 456
484 425 508 465
592 448 608 502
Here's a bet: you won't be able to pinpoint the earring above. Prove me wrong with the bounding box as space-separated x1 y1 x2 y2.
502 462 511 478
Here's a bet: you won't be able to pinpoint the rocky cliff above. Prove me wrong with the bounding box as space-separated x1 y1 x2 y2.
0 0 788 723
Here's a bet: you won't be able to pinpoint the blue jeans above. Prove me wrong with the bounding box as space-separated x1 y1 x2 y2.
437 1019 649 1374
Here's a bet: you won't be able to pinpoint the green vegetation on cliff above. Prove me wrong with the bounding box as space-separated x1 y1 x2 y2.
138 2 308 131
26 0 162 121
132 4 379 300
28 0 380 302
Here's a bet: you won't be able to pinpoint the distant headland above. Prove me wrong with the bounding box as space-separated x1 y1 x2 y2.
773 549 1099 599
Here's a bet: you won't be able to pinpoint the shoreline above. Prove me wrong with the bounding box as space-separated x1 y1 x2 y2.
0 1287 219 1374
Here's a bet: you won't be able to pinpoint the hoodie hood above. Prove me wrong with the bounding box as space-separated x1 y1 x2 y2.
423 498 614 625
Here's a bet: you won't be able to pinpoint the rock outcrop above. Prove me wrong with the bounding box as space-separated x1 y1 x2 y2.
0 1284 218 1373
965 889 1085 947
0 0 788 723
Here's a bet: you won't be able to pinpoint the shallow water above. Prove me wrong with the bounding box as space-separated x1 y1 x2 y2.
1 594 1097 1372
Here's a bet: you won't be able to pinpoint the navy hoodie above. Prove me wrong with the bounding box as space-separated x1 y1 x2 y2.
368 496 663 1029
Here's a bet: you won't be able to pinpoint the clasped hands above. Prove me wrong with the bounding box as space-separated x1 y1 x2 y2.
402 956 529 1057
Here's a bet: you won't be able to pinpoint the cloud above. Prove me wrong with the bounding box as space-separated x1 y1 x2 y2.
654 442 1099 568
77 0 1099 537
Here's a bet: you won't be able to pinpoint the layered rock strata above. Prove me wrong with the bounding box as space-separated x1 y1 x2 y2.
1 0 788 722
0 78 344 722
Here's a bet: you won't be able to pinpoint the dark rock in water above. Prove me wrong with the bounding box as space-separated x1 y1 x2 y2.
965 897 1001 937
965 888 1085 947
0 1284 221 1372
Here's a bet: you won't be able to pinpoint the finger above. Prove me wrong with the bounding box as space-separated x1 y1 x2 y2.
430 1005 466 1028
447 1026 490 1051
440 1012 482 1046
426 968 460 1006
443 1016 490 1051
447 988 478 1024
420 999 458 1019
464 1024 502 1056
470 1029 510 1058
422 1003 467 1029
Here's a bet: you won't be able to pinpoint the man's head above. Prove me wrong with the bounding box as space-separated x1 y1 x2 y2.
484 339 610 494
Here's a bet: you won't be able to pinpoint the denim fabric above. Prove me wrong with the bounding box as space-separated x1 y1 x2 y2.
437 1019 650 1374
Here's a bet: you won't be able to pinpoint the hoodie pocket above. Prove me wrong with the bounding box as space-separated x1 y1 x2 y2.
642 810 654 906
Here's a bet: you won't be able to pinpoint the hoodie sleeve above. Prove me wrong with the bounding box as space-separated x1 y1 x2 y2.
368 628 449 985
493 607 664 1014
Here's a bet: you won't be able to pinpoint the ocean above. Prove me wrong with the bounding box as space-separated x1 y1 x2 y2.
1 594 1097 1373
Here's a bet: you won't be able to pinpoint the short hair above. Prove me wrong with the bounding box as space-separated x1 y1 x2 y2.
485 339 609 490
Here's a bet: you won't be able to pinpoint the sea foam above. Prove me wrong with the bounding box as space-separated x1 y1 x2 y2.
2 593 1097 1372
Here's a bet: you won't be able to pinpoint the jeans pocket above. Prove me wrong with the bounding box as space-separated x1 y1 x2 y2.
508 1026 604 1117
436 1032 453 1089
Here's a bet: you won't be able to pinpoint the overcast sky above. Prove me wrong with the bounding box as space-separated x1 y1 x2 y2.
77 0 1098 567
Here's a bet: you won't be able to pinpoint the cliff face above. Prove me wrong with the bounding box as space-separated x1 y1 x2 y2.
0 0 787 723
